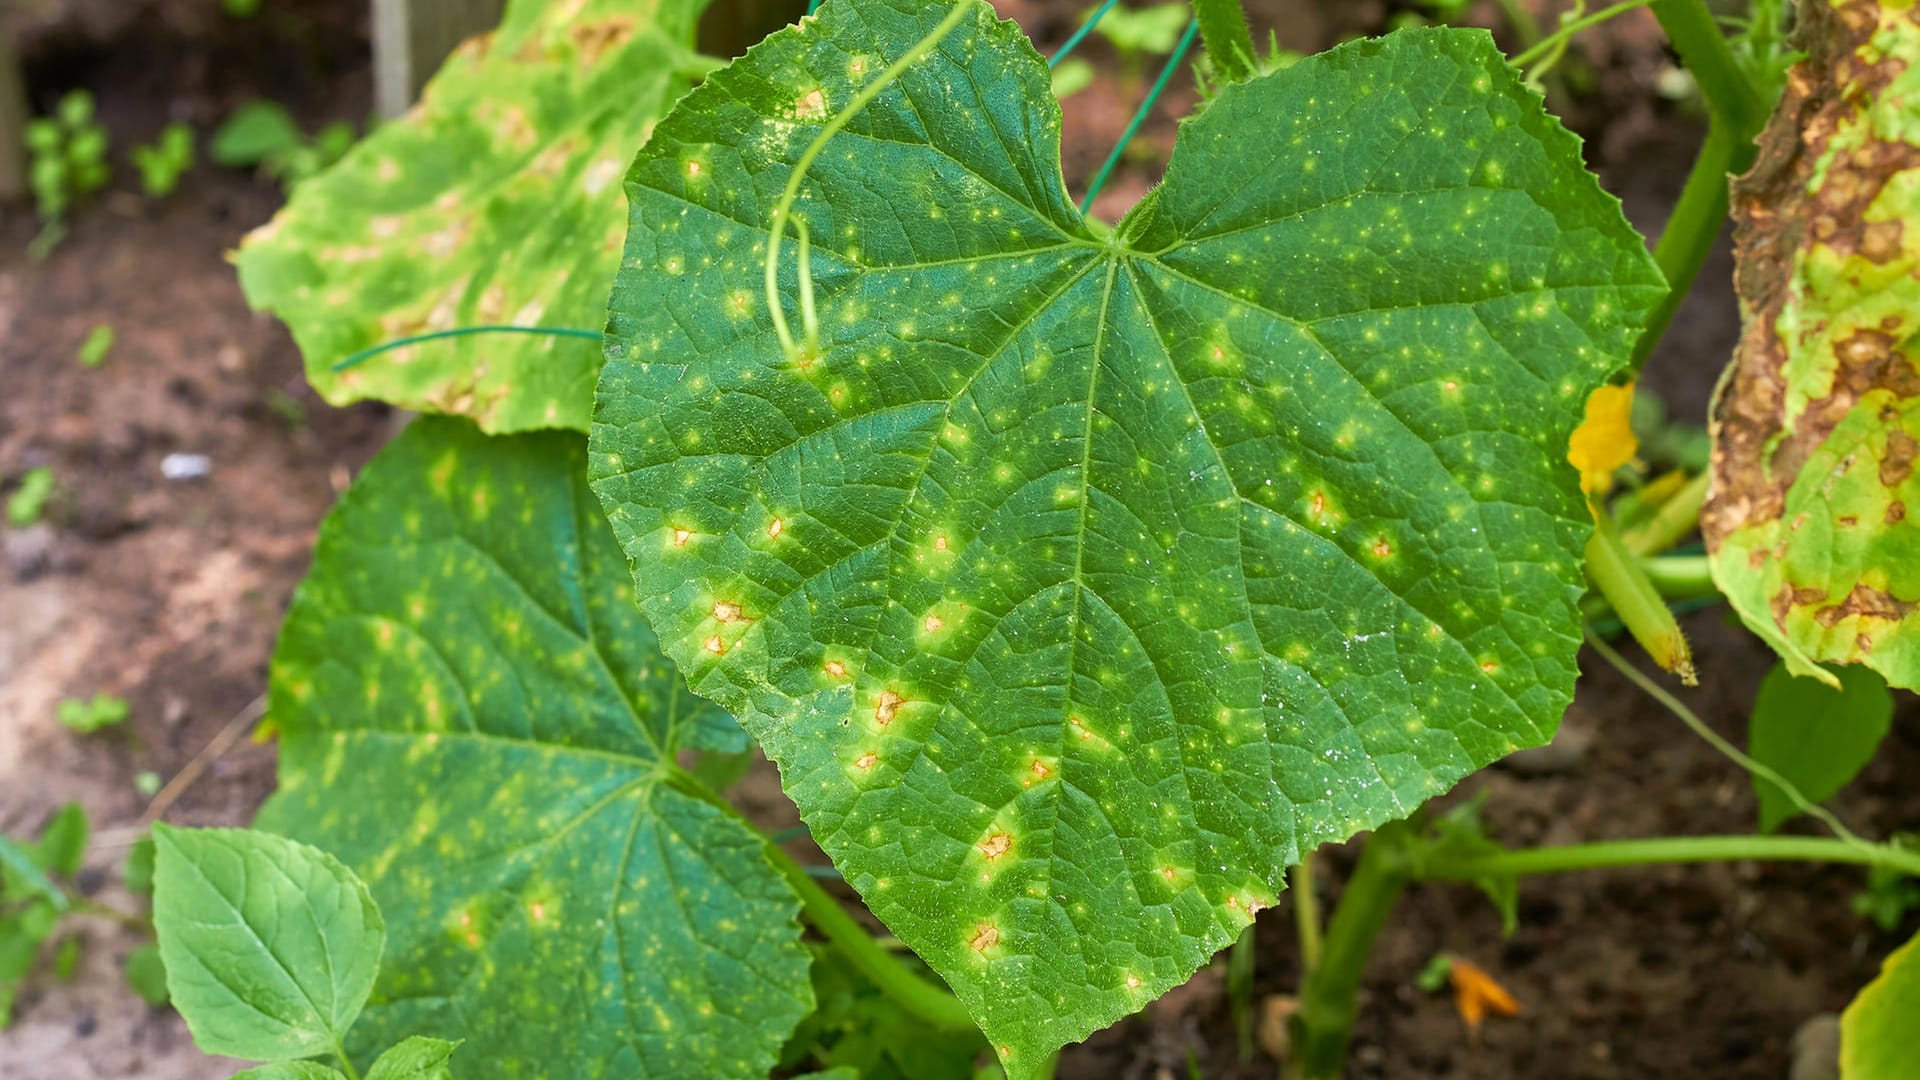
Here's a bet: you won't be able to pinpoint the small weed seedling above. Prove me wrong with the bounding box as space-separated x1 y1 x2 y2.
6 467 54 527
57 694 129 734
123 0 1920 1076
130 123 195 198
76 324 115 368
211 101 354 191
26 91 110 256
0 806 159 1025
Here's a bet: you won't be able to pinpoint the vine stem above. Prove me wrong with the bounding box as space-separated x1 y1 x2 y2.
1420 834 1920 881
1510 0 1655 69
1584 631 1873 852
1290 857 1322 975
764 0 975 359
1287 822 1415 1080
1081 18 1199 213
663 767 977 1032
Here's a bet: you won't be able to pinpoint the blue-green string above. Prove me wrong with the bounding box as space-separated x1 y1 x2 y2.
330 325 602 373
1050 0 1121 67
1080 17 1198 213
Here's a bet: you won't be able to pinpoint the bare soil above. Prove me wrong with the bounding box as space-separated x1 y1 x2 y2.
1 3 1912 1080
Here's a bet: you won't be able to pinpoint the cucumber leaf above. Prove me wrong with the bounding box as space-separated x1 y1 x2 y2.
235 0 715 433
1706 0 1920 690
589 0 1661 1069
1841 929 1920 1078
256 418 809 1078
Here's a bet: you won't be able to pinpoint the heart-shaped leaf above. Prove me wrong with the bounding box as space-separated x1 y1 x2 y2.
591 0 1660 1067
257 418 810 1077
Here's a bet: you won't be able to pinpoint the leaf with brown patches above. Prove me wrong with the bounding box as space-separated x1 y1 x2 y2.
235 0 714 434
1706 0 1920 690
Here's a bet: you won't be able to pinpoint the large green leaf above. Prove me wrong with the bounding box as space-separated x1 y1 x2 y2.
1706 0 1920 689
235 0 714 433
256 418 809 1078
1748 660 1893 832
589 0 1661 1068
151 825 385 1063
1841 929 1920 1078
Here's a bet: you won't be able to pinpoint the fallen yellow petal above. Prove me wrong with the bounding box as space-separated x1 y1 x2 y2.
1568 381 1639 495
1448 956 1521 1042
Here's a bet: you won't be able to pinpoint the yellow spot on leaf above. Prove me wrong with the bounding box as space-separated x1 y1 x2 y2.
971 924 1000 953
978 832 1012 859
713 601 745 623
854 751 879 770
824 659 848 679
704 635 726 655
768 518 785 540
875 690 903 725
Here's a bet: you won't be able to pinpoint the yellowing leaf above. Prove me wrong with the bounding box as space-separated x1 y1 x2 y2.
1568 381 1638 495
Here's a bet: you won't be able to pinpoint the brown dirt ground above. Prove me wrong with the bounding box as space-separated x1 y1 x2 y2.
0 3 1913 1079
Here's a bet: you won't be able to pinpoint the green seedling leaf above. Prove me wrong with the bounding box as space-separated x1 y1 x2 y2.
1853 861 1920 933
365 1036 460 1080
1841 929 1920 1078
590 2 1660 1068
1050 57 1095 99
1414 952 1455 993
1418 799 1518 934
126 942 169 1006
1705 0 1920 691
152 824 385 1063
256 418 808 1077
212 101 305 168
31 802 88 878
1095 2 1190 55
1748 661 1893 832
0 836 66 910
7 466 54 526
57 693 129 734
77 324 115 367
122 832 155 894
234 0 715 434
0 901 61 1027
51 936 79 980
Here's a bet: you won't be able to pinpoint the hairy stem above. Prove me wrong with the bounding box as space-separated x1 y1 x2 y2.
1287 822 1414 1080
1629 121 1737 373
1650 0 1769 138
1192 0 1257 84
1420 834 1920 881
1621 470 1710 555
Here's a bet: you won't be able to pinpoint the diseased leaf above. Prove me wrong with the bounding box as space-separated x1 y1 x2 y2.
589 1 1660 1068
1841 929 1920 1078
365 1036 460 1080
1706 0 1920 690
151 824 385 1063
1748 661 1893 832
234 0 715 433
255 418 809 1078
